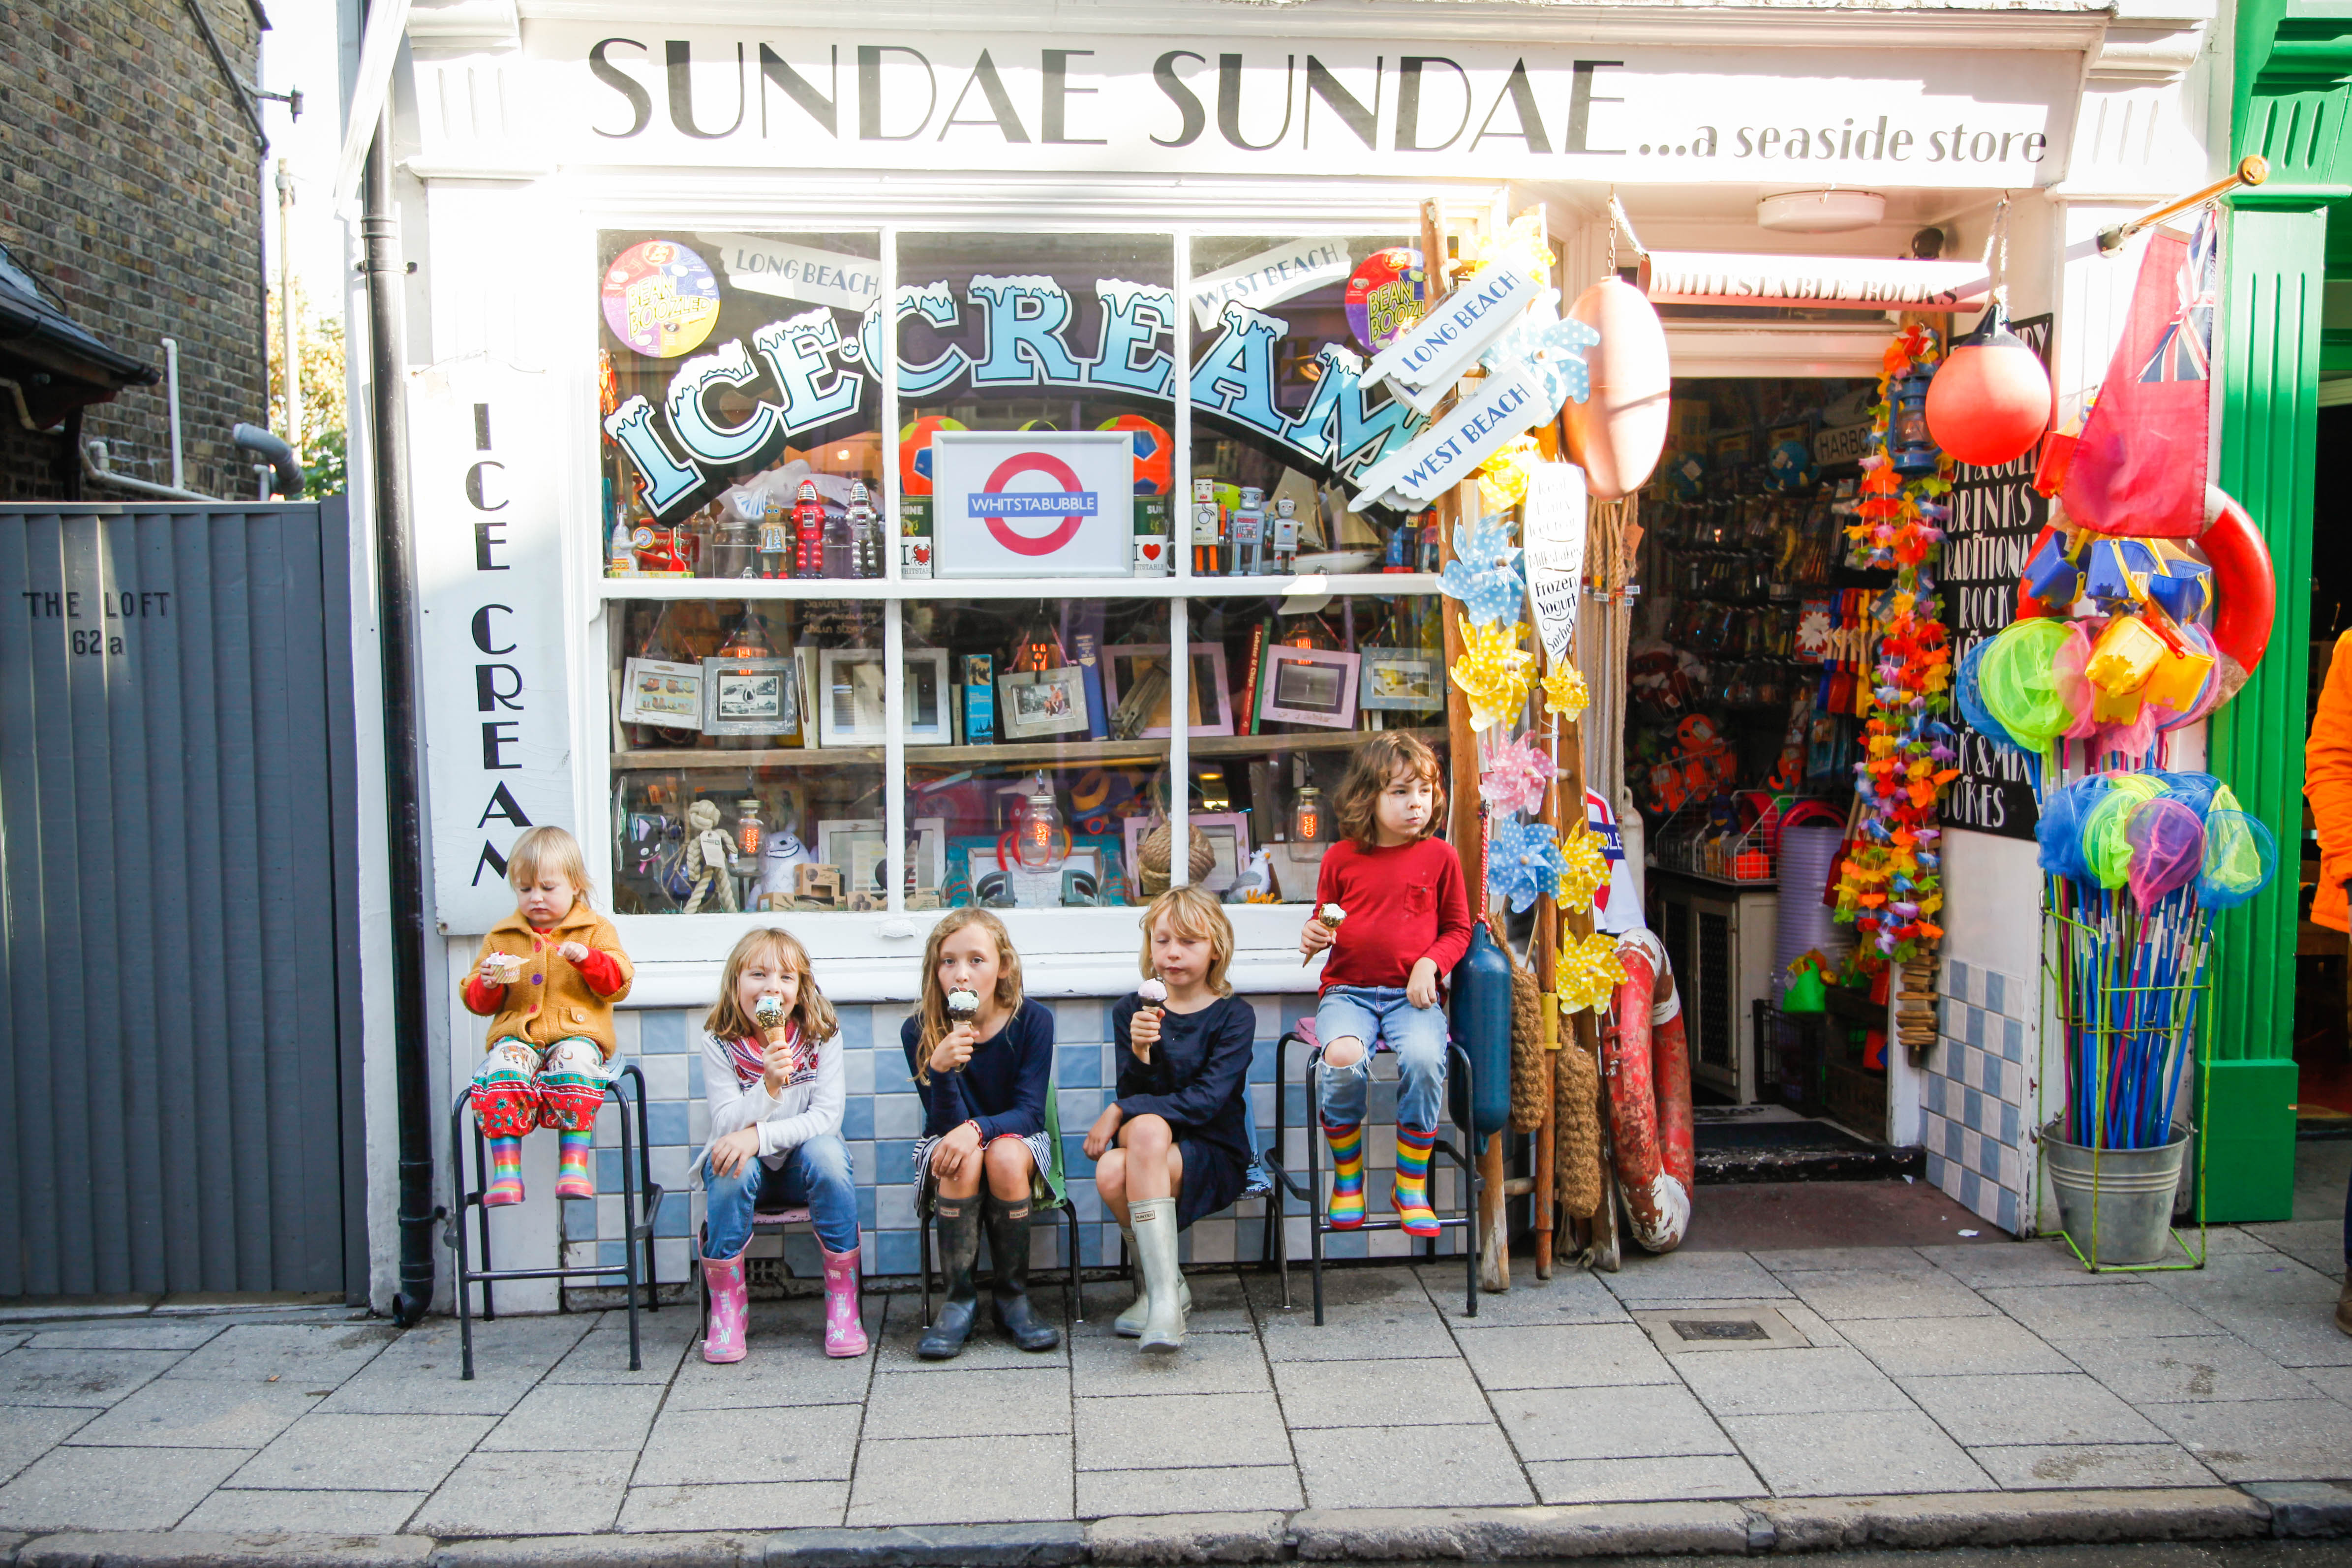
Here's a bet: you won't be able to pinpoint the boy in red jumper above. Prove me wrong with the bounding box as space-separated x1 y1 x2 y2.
1297 734 1471 1236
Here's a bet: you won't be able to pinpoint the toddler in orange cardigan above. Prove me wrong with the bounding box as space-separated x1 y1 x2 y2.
461 826 635 1206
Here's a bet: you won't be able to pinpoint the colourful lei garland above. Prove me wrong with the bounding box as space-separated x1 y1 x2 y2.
1833 324 1959 967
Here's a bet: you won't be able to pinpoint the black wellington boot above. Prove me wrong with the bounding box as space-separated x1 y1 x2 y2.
917 1198 982 1360
987 1196 1062 1352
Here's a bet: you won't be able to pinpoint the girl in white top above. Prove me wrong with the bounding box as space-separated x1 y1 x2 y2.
697 926 864 1363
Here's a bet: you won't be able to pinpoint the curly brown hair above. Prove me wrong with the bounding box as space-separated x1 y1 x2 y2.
1332 732 1446 851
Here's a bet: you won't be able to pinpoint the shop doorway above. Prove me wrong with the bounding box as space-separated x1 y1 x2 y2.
1633 373 1927 1187
2292 398 2352 1131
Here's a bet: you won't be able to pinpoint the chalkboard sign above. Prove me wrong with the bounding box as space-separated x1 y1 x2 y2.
1938 313 2050 840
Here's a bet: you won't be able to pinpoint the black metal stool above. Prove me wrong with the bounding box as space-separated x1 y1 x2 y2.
446 1062 664 1379
1259 1020 1478 1323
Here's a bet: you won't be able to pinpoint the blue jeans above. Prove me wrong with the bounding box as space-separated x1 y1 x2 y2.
701 1133 859 1256
1314 985 1448 1131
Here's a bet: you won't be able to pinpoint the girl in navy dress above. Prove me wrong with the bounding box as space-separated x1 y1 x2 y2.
1086 887 1255 1353
901 909 1058 1359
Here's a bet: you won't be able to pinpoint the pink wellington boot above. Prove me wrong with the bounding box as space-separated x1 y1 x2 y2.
701 1244 750 1364
820 1245 868 1357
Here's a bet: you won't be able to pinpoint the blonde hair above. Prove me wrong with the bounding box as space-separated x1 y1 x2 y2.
1333 732 1446 851
913 909 1024 1084
1140 886 1234 997
507 825 594 903
704 926 838 1046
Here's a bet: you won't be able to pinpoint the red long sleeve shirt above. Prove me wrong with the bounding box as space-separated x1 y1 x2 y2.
1313 836 1474 991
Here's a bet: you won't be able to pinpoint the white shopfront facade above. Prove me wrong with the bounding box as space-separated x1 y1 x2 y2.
352 0 2224 1310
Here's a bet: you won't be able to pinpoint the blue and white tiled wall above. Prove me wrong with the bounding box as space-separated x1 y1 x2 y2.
562 994 1467 1285
1924 959 2036 1235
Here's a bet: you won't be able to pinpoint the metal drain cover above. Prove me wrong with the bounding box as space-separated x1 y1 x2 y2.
1632 1306 1811 1354
1670 1318 1770 1341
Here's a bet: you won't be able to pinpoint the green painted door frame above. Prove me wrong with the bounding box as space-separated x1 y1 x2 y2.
2209 0 2352 1218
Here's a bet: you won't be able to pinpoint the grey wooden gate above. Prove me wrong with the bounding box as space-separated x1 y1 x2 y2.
0 501 362 1299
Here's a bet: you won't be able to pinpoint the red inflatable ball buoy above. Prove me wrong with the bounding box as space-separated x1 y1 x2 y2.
1563 278 1671 502
1924 301 2053 468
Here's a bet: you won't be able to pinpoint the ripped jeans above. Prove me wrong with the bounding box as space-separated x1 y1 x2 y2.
1313 985 1449 1132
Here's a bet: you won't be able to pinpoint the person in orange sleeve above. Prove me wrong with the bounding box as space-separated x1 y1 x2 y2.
461 826 634 1207
2298 633 2352 1337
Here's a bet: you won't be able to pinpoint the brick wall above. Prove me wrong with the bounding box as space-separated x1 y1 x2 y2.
0 0 268 500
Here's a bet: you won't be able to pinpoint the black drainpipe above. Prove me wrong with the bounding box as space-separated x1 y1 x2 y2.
362 103 437 1327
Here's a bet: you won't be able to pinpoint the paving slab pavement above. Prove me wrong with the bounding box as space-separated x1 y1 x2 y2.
0 1227 2340 1560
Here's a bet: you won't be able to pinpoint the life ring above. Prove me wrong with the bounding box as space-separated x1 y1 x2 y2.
1605 932 1694 1253
2013 485 2273 702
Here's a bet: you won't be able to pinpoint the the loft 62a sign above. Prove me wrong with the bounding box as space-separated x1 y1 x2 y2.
601 265 1430 523
933 430 1131 578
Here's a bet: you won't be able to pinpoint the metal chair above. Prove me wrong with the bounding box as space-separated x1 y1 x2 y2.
696 1203 867 1338
918 1080 1085 1330
446 1062 665 1380
1258 1018 1479 1323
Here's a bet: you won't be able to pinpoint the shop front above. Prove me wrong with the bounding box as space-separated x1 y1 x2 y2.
381 0 2223 1306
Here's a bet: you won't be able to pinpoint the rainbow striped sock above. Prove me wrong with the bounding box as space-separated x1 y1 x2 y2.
1392 1124 1438 1237
555 1129 595 1199
485 1136 525 1206
1323 1121 1366 1229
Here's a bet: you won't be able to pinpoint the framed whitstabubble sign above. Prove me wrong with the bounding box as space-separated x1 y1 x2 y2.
931 430 1132 579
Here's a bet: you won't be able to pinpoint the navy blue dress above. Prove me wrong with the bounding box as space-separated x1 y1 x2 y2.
1109 993 1256 1229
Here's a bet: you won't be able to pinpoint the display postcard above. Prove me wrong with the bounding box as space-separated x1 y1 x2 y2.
903 648 953 746
621 658 704 729
1190 812 1249 893
1358 650 1443 712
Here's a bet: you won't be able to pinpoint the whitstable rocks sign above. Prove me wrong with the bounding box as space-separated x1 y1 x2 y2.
520 26 2072 188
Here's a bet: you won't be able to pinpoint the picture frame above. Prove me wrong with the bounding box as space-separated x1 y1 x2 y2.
965 845 1105 908
1101 643 1234 738
903 648 953 746
1357 649 1443 712
850 817 947 896
817 819 886 891
620 657 704 730
997 665 1093 740
1190 812 1250 893
793 646 820 748
1257 645 1361 730
817 648 889 746
700 654 800 736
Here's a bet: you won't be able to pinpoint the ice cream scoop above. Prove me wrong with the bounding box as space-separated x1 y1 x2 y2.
1302 902 1346 966
482 952 524 985
947 987 980 1020
1132 977 1167 1063
753 993 789 1042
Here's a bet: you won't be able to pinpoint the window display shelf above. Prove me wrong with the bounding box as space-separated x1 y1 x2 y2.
609 725 1443 773
597 573 1438 603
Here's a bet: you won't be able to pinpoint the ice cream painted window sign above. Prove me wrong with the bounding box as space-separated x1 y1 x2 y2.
603 260 1431 523
413 362 577 934
526 25 2070 187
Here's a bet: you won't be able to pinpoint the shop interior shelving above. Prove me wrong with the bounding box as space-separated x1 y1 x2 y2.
611 726 1446 772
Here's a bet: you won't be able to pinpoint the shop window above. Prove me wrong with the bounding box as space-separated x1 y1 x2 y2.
609 596 887 916
594 221 1459 929
600 230 884 578
898 597 1170 910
